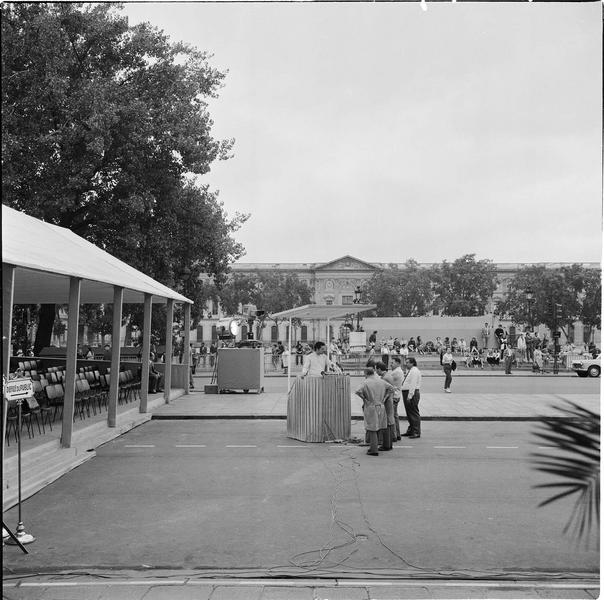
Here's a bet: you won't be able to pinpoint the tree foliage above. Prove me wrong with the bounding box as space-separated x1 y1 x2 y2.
363 255 497 317
496 264 599 338
215 271 313 339
215 273 259 316
430 254 498 317
2 3 247 348
363 260 434 317
10 305 39 353
217 271 313 315
255 272 313 320
579 269 602 339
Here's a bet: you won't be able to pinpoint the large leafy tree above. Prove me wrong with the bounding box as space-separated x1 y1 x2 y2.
214 273 259 316
2 3 247 351
362 266 402 317
495 264 598 338
430 254 498 316
214 272 313 339
363 260 434 317
255 272 313 316
579 269 601 343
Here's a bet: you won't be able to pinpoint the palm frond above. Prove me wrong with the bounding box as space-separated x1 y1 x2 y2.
531 399 600 548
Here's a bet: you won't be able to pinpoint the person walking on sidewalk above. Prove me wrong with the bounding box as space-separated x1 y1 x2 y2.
355 366 394 456
401 357 422 438
442 347 454 393
504 344 515 375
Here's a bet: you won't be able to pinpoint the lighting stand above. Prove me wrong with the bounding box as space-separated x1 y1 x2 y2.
5 398 35 547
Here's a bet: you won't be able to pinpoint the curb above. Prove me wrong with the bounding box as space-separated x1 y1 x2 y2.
151 414 569 422
194 372 580 379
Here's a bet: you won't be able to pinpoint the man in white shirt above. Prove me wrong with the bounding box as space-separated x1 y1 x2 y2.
401 357 422 438
301 341 334 377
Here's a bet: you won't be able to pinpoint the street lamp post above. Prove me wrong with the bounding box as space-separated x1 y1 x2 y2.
525 288 534 332
352 286 362 331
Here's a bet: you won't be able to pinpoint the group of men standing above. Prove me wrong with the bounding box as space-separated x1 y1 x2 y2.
355 356 422 456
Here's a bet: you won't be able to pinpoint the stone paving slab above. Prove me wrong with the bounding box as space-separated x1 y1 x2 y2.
2 580 599 600
152 390 600 420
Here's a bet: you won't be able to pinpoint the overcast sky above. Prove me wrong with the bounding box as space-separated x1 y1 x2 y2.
123 1 602 265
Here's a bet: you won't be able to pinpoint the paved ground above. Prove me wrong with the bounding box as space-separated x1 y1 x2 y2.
3 374 600 599
3 421 599 599
1 577 600 599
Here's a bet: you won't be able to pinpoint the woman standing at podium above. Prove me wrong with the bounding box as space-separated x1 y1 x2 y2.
301 341 335 377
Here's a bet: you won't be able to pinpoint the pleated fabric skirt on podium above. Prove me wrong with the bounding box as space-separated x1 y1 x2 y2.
286 375 351 442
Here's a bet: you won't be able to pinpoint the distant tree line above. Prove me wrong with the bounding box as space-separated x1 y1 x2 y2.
362 255 498 318
362 255 599 340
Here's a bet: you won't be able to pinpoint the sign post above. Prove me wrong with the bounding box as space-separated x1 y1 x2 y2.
3 377 36 548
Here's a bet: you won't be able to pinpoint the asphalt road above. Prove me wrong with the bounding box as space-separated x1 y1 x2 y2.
3 420 598 579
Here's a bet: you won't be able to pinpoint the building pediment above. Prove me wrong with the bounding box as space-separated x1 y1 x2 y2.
314 255 378 272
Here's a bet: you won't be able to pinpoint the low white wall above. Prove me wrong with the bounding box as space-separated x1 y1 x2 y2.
361 316 505 347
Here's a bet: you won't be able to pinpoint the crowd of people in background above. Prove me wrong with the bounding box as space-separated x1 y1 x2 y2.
179 327 601 377
20 325 599 380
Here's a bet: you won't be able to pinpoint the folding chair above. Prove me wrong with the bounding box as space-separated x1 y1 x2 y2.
45 384 64 422
32 380 53 432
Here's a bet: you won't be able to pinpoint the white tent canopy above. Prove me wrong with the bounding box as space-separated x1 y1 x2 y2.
2 205 194 448
2 205 191 305
271 304 377 321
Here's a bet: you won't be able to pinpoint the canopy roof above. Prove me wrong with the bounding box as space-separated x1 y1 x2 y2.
2 205 192 304
270 304 377 321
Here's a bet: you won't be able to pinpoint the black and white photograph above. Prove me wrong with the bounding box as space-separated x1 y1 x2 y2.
2 1 601 599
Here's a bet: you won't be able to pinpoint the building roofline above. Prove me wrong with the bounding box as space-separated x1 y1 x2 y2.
231 261 601 271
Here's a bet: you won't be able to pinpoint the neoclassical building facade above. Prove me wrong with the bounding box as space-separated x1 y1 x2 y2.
195 255 600 345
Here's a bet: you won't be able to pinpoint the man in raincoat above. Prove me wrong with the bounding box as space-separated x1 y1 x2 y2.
355 366 395 456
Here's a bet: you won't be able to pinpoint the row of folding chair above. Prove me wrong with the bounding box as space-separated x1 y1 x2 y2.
43 380 105 422
5 369 142 446
5 385 54 445
118 370 141 404
17 359 42 371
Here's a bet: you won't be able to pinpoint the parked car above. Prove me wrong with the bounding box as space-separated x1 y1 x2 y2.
571 356 601 378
